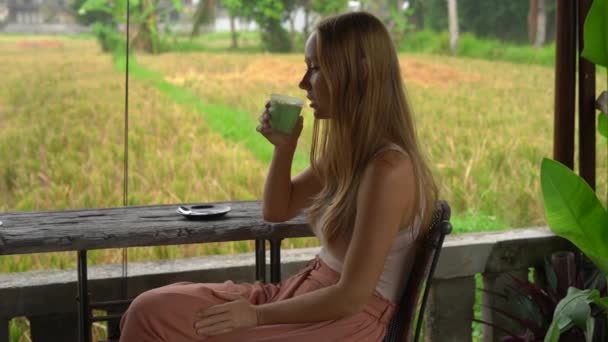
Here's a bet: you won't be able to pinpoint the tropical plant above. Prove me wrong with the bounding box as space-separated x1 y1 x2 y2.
536 0 608 340
477 1 608 340
191 0 221 40
541 0 608 277
475 251 607 341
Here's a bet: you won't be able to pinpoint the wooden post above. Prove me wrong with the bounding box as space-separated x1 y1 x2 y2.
553 0 577 169
578 0 596 189
0 318 8 342
424 276 475 342
30 313 79 342
481 270 529 341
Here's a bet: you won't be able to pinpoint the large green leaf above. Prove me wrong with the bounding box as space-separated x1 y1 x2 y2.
586 316 595 342
586 253 608 276
544 288 604 342
597 297 608 309
600 112 608 138
540 158 608 274
582 0 608 67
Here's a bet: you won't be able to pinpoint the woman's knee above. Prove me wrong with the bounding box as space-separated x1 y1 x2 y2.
125 287 169 319
126 283 218 319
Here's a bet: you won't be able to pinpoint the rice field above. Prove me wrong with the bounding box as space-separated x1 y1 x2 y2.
0 33 606 341
1 34 607 272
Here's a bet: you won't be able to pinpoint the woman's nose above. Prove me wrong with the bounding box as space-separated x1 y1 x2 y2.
298 73 310 90
299 76 309 90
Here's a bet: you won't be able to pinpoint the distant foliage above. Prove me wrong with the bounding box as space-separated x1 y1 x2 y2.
70 0 113 26
249 0 293 52
92 23 124 52
424 0 557 43
311 0 347 16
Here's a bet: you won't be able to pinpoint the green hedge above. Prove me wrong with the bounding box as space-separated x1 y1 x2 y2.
399 30 555 67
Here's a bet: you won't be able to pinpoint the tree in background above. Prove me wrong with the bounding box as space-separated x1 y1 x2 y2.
78 0 183 54
191 0 255 49
424 0 556 45
191 0 348 52
191 0 292 52
251 0 291 52
358 0 416 46
311 0 347 16
191 0 216 39
406 0 426 31
222 0 249 48
297 0 311 38
297 0 346 39
71 0 113 26
528 0 547 47
447 0 458 53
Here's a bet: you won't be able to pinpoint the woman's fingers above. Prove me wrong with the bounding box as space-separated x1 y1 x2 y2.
257 108 271 132
196 319 233 336
258 110 270 122
256 124 272 134
195 312 228 329
291 116 304 136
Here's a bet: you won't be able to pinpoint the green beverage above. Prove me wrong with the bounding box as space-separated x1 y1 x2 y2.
269 94 304 134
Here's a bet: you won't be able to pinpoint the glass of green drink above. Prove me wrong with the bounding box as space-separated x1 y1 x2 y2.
269 94 304 134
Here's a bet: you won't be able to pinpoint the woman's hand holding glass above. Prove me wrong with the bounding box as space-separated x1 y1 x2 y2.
256 101 303 149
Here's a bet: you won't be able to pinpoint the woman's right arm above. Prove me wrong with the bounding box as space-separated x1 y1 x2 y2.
257 102 322 222
263 162 321 222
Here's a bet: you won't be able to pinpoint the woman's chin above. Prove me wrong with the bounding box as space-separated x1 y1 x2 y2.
313 109 329 119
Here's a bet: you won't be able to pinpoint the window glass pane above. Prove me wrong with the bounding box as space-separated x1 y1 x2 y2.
133 0 567 235
0 0 126 273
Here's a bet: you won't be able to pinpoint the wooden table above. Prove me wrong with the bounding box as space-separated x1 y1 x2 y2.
0 201 314 342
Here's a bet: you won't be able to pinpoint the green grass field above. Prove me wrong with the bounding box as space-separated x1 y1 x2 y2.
0 33 607 341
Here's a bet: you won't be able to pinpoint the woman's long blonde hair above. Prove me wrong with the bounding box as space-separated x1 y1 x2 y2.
306 12 438 243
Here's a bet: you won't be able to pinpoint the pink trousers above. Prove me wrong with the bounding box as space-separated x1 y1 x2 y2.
119 256 397 341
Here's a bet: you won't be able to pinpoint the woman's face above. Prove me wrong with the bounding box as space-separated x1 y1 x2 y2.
299 33 331 119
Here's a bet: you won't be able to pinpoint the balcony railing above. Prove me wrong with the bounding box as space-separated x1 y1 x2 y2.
0 226 574 342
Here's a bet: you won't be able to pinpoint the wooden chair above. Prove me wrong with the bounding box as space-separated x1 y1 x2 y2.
383 200 453 342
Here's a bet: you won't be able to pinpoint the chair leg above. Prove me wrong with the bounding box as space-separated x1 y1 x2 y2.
107 316 121 339
270 238 282 283
255 239 266 282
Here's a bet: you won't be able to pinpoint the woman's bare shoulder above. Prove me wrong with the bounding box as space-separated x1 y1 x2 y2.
367 148 412 179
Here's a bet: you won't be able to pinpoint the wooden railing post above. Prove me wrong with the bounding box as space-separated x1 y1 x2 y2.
424 276 476 342
481 270 529 341
29 313 78 342
0 317 9 342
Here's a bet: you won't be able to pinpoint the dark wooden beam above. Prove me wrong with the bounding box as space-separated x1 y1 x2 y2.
553 0 577 169
578 0 596 189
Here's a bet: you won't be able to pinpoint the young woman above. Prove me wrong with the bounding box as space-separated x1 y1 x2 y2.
119 11 437 342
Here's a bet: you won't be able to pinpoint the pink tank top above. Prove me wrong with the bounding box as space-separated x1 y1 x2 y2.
312 143 422 303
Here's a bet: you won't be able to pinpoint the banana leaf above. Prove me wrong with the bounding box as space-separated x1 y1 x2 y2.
581 0 608 67
544 287 608 342
540 158 608 274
